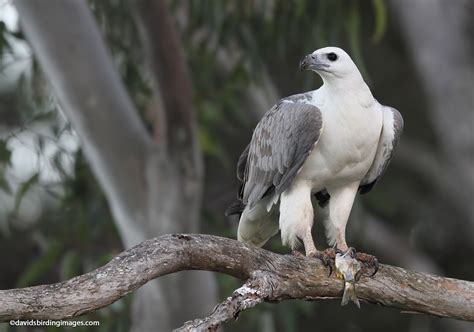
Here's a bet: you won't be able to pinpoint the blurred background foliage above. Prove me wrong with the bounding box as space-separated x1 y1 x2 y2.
0 0 472 331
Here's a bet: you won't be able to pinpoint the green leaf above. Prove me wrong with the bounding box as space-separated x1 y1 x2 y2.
198 128 229 167
45 187 64 200
14 172 39 212
0 175 11 195
347 4 370 83
31 109 56 123
372 0 387 43
0 139 11 165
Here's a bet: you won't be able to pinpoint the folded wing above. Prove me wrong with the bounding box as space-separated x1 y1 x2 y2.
359 106 404 194
241 100 323 208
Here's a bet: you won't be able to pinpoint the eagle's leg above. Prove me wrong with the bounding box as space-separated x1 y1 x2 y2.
324 185 377 277
302 228 317 256
280 184 316 254
324 183 360 252
322 183 379 276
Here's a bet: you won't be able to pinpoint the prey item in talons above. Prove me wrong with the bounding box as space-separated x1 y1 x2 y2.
335 248 362 308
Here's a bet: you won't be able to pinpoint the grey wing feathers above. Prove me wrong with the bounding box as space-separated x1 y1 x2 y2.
242 101 323 208
224 145 249 217
360 106 403 194
237 144 250 182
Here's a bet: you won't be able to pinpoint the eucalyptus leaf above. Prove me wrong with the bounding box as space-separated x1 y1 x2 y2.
0 175 11 195
347 4 370 83
0 139 11 164
14 172 39 212
372 0 387 43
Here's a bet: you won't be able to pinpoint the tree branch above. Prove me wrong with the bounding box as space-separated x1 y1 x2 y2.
1 234 472 326
177 272 271 331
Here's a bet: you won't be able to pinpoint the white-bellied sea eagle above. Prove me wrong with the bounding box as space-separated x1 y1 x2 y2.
226 46 403 271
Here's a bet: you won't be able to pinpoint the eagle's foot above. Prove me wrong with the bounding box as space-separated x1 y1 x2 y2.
291 249 305 258
355 252 379 277
308 249 338 277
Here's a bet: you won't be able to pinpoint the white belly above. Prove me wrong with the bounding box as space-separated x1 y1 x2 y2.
296 99 383 190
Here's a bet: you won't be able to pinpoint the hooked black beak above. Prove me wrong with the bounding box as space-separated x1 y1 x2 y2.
299 54 329 71
299 55 311 71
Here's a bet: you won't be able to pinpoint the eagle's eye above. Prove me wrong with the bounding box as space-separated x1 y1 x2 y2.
327 53 338 61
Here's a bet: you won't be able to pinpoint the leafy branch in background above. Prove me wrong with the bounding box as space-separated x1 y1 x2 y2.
0 2 416 332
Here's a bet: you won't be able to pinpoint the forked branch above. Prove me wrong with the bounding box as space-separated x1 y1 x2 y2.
177 272 272 331
1 234 473 329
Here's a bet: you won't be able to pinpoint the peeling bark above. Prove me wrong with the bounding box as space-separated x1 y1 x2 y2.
1 234 473 328
177 273 271 331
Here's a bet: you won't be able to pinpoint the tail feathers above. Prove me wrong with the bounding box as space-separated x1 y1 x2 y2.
237 215 279 248
225 200 246 216
237 204 279 248
238 232 275 248
341 282 360 308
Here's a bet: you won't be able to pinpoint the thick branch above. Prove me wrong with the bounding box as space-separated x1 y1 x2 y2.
1 234 472 324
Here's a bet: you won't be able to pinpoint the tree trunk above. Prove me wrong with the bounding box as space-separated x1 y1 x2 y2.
390 0 474 227
13 0 217 330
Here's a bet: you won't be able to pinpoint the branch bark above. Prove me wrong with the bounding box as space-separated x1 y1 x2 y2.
1 234 472 328
177 272 271 331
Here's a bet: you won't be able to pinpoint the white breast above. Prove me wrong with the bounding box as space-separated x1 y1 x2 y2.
296 90 383 190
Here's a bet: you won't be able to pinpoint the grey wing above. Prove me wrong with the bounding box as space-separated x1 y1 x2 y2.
359 106 404 194
223 144 250 217
237 144 250 182
242 101 323 208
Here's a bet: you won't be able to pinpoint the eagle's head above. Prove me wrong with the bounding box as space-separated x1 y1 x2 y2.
300 46 360 80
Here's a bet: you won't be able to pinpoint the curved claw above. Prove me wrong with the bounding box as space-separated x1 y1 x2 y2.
326 258 335 277
370 257 379 277
308 250 335 277
347 247 357 258
322 248 338 276
354 251 379 277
